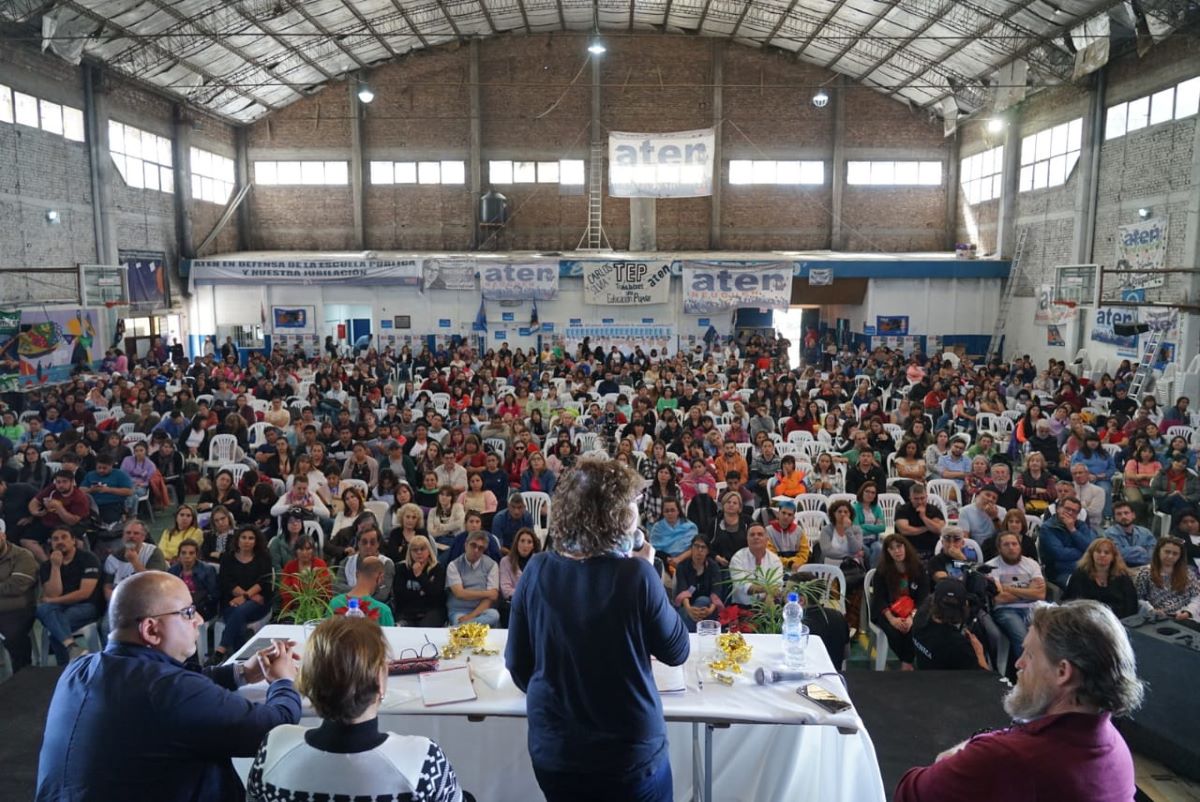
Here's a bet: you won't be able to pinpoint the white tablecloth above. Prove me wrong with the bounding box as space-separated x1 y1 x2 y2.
235 625 886 802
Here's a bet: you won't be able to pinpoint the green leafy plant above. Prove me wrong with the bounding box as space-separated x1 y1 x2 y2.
277 566 337 625
724 565 835 634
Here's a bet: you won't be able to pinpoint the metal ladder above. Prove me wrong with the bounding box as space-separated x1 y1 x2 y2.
1128 325 1163 399
577 140 610 251
986 227 1030 359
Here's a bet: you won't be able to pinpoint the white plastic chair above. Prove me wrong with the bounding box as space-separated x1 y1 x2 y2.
882 423 903 442
794 494 829 513
734 442 754 460
247 421 273 449
122 431 149 447
341 478 370 498
36 620 103 666
828 493 857 507
861 568 890 670
483 437 507 463
204 434 239 474
792 563 847 613
364 500 390 531
926 479 961 512
218 463 249 487
520 491 551 543
878 493 905 533
796 510 829 539
573 432 598 453
787 430 814 445
1166 425 1194 443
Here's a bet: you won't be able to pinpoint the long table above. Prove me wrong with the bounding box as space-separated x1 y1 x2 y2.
234 624 886 802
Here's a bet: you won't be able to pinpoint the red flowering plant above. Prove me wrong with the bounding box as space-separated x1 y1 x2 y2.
718 604 755 633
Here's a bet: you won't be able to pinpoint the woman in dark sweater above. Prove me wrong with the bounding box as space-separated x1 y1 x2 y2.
391 534 446 627
211 525 274 664
505 458 689 802
1064 538 1138 619
870 534 931 670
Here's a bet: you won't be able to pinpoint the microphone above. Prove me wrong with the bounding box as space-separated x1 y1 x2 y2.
754 667 823 685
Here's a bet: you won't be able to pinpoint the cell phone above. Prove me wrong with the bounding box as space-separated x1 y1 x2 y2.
797 683 852 714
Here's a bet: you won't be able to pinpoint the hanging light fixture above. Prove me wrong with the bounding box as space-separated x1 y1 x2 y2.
357 81 375 104
811 89 829 108
588 37 606 55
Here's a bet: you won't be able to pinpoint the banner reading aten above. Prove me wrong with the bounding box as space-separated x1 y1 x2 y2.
1116 218 1167 290
682 261 793 314
479 262 559 301
608 128 714 198
189 258 421 285
582 260 672 306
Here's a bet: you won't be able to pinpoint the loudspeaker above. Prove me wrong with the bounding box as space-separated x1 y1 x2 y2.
1112 322 1151 337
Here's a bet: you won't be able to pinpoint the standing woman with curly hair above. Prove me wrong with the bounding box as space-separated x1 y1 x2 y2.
506 457 689 802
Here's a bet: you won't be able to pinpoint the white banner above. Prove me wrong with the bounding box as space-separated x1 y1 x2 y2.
582 260 672 306
682 261 793 314
608 128 714 198
189 258 421 285
565 324 677 356
808 268 833 286
423 258 476 291
479 262 559 301
1034 284 1077 326
1116 218 1168 290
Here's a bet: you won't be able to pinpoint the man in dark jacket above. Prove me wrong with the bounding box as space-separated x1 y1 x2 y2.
36 571 301 801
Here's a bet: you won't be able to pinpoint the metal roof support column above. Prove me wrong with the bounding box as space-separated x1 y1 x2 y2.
349 80 366 251
830 77 846 251
997 112 1022 258
709 39 723 250
82 64 116 266
172 104 195 260
469 39 483 249
235 127 252 251
1074 68 1106 265
944 129 960 251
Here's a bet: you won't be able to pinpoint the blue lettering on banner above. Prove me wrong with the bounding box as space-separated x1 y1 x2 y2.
495 330 507 340
439 319 451 328
602 318 614 324
642 317 654 324
542 323 554 332
519 327 531 336
698 318 710 327
380 320 393 329
479 263 559 300
863 325 876 336
502 312 514 322
570 318 582 326
683 261 794 314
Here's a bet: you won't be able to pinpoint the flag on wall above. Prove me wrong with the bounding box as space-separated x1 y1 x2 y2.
530 301 541 334
473 298 487 332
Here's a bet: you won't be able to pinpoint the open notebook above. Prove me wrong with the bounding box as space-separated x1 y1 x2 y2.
419 666 477 706
652 659 687 695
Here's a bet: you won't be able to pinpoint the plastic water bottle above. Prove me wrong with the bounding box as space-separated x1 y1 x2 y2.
345 598 366 618
782 592 805 670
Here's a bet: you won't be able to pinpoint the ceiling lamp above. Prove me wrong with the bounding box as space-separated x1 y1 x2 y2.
987 117 1004 133
812 89 829 108
588 38 607 55
357 82 375 104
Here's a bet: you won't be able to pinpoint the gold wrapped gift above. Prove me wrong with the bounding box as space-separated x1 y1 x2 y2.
443 622 493 659
706 632 753 676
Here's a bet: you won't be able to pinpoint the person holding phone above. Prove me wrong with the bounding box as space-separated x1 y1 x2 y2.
506 456 689 802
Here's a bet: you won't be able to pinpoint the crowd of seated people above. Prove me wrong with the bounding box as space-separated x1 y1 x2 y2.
1 330 1198 678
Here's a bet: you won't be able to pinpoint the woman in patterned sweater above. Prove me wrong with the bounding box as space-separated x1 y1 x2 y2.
247 616 468 802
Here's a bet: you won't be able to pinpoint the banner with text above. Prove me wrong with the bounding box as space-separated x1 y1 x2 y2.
565 324 677 356
1115 218 1167 290
1090 305 1138 351
608 128 714 198
423 258 477 291
682 261 793 314
1034 284 1077 326
582 260 672 306
479 262 559 301
189 258 422 286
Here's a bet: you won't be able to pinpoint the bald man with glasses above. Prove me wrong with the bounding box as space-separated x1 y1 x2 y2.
37 571 301 802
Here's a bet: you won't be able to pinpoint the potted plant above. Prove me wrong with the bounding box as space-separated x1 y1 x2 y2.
723 564 834 634
277 564 337 626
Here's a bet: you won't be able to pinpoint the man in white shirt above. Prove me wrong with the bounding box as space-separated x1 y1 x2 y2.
729 523 784 606
434 449 468 495
958 484 1001 549
984 531 1046 662
102 520 167 601
1069 462 1105 524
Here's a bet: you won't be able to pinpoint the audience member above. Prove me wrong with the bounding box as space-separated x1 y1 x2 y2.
1064 538 1138 618
392 534 447 626
446 530 500 626
0 520 37 673
35 528 102 664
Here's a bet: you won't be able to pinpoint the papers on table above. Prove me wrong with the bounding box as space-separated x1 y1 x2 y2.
652 659 687 695
419 666 477 706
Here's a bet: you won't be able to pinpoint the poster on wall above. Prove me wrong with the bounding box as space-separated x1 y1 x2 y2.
1091 306 1138 351
582 260 672 306
1046 325 1066 347
608 129 714 198
479 262 558 301
271 306 316 335
1115 219 1167 290
0 310 20 391
876 316 909 335
565 324 677 356
423 258 477 291
120 249 169 309
682 262 792 313
16 310 99 384
1034 284 1076 326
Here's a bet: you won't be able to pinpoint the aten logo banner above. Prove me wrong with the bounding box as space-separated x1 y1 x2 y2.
479 262 559 301
682 261 793 314
608 129 714 198
582 260 672 305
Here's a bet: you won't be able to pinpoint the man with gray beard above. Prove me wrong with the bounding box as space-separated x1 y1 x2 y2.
895 601 1143 801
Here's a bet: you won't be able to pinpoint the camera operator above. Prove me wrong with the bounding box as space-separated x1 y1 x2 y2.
911 579 990 670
